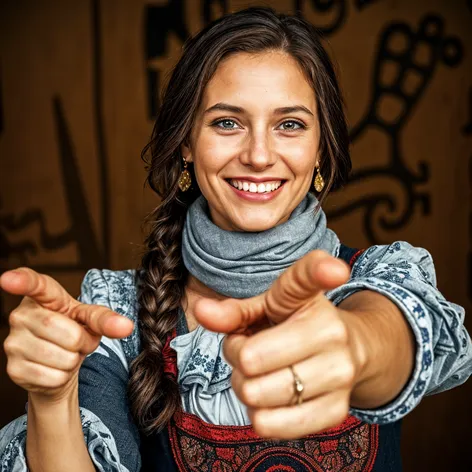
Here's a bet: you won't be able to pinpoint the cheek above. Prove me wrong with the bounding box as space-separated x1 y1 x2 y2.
194 133 237 175
280 138 318 175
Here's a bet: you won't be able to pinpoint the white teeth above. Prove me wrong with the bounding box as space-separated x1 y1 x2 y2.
229 179 283 193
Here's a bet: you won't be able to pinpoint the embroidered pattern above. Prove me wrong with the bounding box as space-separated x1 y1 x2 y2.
187 349 231 381
168 411 379 472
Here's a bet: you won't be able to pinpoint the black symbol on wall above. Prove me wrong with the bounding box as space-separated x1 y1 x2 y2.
145 0 228 119
355 0 380 9
294 0 348 35
463 87 472 300
327 14 463 244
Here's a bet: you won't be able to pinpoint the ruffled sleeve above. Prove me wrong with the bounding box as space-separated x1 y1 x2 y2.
0 269 141 472
327 241 472 424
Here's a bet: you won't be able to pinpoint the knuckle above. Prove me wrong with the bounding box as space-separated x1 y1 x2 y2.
64 352 81 371
6 361 23 384
49 370 70 388
329 321 349 345
8 309 23 328
251 413 271 438
240 381 258 406
41 314 53 328
3 336 16 356
66 329 83 351
333 361 356 387
239 347 261 376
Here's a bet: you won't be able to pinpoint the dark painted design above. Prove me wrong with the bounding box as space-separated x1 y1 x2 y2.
355 0 381 10
145 0 191 118
464 87 472 300
91 0 110 267
145 0 228 119
294 0 347 35
327 15 463 243
202 0 228 25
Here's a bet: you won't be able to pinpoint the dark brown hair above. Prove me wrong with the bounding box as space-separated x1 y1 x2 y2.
128 6 351 434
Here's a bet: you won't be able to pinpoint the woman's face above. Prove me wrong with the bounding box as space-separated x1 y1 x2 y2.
183 51 320 232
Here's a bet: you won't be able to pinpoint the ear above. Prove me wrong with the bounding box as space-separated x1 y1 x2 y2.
181 141 193 163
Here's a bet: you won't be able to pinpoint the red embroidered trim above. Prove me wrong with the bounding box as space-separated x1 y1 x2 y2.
349 249 366 268
168 410 379 472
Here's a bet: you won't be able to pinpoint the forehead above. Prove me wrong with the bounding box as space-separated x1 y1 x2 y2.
201 51 316 110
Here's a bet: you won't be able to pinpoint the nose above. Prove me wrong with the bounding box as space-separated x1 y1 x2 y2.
239 129 276 170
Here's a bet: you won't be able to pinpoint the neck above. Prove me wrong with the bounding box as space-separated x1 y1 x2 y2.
183 275 228 332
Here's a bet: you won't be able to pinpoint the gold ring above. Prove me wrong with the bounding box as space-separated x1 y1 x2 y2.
289 365 304 405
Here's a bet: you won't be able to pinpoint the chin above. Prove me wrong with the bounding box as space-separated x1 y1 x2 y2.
233 217 280 233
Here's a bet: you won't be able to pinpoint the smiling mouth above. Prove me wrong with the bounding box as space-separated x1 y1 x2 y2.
226 179 286 194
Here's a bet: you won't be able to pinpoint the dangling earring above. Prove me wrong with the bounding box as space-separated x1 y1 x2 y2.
178 157 192 192
314 163 324 192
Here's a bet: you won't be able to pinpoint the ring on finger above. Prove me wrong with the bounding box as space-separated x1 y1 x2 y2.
289 365 304 405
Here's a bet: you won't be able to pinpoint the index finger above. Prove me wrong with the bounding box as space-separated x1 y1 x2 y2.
0 268 77 314
70 303 134 339
264 250 349 323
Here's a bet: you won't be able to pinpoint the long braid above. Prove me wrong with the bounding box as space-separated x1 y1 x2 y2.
128 192 189 433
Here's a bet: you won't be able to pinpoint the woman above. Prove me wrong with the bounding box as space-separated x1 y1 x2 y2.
0 7 471 472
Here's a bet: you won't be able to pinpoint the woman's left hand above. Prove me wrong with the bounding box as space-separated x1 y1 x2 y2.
194 250 367 439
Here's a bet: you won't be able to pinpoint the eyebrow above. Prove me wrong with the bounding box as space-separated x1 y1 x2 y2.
204 102 314 117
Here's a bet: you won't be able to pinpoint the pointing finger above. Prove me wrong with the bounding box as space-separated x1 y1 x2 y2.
1 268 77 314
69 303 134 339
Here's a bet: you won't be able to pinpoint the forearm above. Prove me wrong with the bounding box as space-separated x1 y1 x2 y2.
339 290 415 409
26 385 96 472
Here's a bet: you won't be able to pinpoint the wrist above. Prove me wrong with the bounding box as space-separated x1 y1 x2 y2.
338 308 371 388
28 378 80 415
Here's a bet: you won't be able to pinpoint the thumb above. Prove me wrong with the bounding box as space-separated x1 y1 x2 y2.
264 250 350 323
194 294 267 334
194 251 349 333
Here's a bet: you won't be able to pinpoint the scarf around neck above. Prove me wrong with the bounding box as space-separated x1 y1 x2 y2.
181 193 340 298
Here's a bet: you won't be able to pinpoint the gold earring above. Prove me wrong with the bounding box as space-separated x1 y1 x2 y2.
178 157 192 192
314 164 324 192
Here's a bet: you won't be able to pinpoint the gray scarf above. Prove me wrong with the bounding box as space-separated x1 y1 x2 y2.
181 193 340 298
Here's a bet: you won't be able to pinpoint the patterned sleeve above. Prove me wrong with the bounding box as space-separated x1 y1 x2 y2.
327 241 472 424
0 269 142 472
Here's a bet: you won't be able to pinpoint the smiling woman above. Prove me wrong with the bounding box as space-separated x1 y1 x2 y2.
0 6 471 472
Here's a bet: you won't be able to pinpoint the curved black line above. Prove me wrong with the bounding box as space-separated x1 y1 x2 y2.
92 0 109 266
53 97 102 267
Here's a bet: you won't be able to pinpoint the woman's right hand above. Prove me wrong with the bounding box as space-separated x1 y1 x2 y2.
0 268 134 402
